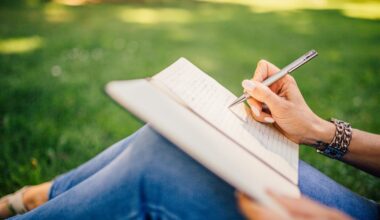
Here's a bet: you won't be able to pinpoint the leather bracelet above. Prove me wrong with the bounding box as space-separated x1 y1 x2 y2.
313 118 352 159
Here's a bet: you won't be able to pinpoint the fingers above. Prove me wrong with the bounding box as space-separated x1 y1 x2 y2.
246 98 275 124
246 98 261 117
236 192 284 220
236 190 352 220
253 60 293 95
242 80 284 115
268 192 323 216
267 191 352 220
253 60 280 82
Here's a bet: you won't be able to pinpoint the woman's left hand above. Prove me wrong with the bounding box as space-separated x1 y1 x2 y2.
236 191 352 220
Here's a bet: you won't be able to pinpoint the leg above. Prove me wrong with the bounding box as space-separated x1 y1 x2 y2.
10 126 245 220
10 126 379 220
299 161 379 220
1 126 142 218
49 127 143 199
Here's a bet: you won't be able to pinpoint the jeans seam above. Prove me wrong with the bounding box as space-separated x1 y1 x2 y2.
145 203 181 220
124 210 144 220
48 179 58 200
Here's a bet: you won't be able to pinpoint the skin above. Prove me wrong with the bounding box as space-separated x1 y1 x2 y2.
0 182 51 218
1 60 379 219
236 191 352 220
239 60 380 219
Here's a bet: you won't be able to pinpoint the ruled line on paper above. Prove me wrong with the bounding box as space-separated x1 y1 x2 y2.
152 58 299 179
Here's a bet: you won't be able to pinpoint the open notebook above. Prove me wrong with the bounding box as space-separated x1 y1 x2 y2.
106 58 300 214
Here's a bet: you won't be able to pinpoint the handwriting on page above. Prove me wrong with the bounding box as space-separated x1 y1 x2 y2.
153 58 298 178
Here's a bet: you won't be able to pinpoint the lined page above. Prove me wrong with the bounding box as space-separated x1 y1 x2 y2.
152 58 299 183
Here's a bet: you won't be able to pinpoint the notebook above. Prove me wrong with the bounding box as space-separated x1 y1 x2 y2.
106 58 300 215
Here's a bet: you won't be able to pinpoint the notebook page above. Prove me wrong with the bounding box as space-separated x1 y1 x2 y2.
152 58 299 183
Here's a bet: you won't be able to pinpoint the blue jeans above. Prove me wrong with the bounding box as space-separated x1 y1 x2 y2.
10 125 379 220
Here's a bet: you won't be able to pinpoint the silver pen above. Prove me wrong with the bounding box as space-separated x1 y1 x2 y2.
228 49 318 108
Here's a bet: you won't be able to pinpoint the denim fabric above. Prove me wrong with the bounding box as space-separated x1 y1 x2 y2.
10 125 379 220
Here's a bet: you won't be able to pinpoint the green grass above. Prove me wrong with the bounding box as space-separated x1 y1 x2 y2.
1 1 380 202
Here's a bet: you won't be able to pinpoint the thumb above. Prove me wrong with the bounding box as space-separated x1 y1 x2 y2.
242 79 283 110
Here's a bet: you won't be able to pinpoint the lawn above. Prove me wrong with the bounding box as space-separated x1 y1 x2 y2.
1 0 380 202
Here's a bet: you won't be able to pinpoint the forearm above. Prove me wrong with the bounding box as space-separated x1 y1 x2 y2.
341 129 380 176
307 119 380 176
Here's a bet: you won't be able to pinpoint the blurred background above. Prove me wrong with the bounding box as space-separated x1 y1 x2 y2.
1 0 380 202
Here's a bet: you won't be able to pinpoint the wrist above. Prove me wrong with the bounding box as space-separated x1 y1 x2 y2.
303 117 335 145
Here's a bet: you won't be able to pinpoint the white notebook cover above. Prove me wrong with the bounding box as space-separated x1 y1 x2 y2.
105 58 301 215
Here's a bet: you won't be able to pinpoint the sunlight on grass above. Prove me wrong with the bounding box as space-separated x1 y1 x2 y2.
118 8 193 24
277 13 315 35
342 2 380 20
0 36 43 54
44 3 74 23
202 0 328 12
197 0 380 20
53 0 89 6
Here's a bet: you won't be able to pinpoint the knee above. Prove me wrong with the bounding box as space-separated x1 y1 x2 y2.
130 125 175 155
121 126 244 219
126 125 210 189
129 125 183 163
122 125 184 176
132 126 233 195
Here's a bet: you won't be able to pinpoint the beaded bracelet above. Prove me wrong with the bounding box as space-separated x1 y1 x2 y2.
313 118 352 159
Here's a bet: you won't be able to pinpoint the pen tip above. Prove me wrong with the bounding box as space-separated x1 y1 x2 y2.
228 103 236 108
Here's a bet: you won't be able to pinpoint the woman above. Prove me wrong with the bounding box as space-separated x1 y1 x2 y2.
1 60 379 220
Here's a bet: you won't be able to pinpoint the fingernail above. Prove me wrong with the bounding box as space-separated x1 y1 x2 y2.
251 106 260 117
264 117 275 123
242 80 256 91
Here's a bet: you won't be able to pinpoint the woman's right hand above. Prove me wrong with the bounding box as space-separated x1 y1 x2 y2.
242 60 335 145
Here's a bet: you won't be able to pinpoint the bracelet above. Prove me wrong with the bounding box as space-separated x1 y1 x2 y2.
313 118 352 159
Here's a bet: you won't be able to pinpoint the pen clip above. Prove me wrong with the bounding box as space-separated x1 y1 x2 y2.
287 50 318 73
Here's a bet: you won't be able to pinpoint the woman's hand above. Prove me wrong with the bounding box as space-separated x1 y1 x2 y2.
242 60 335 145
236 191 352 220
